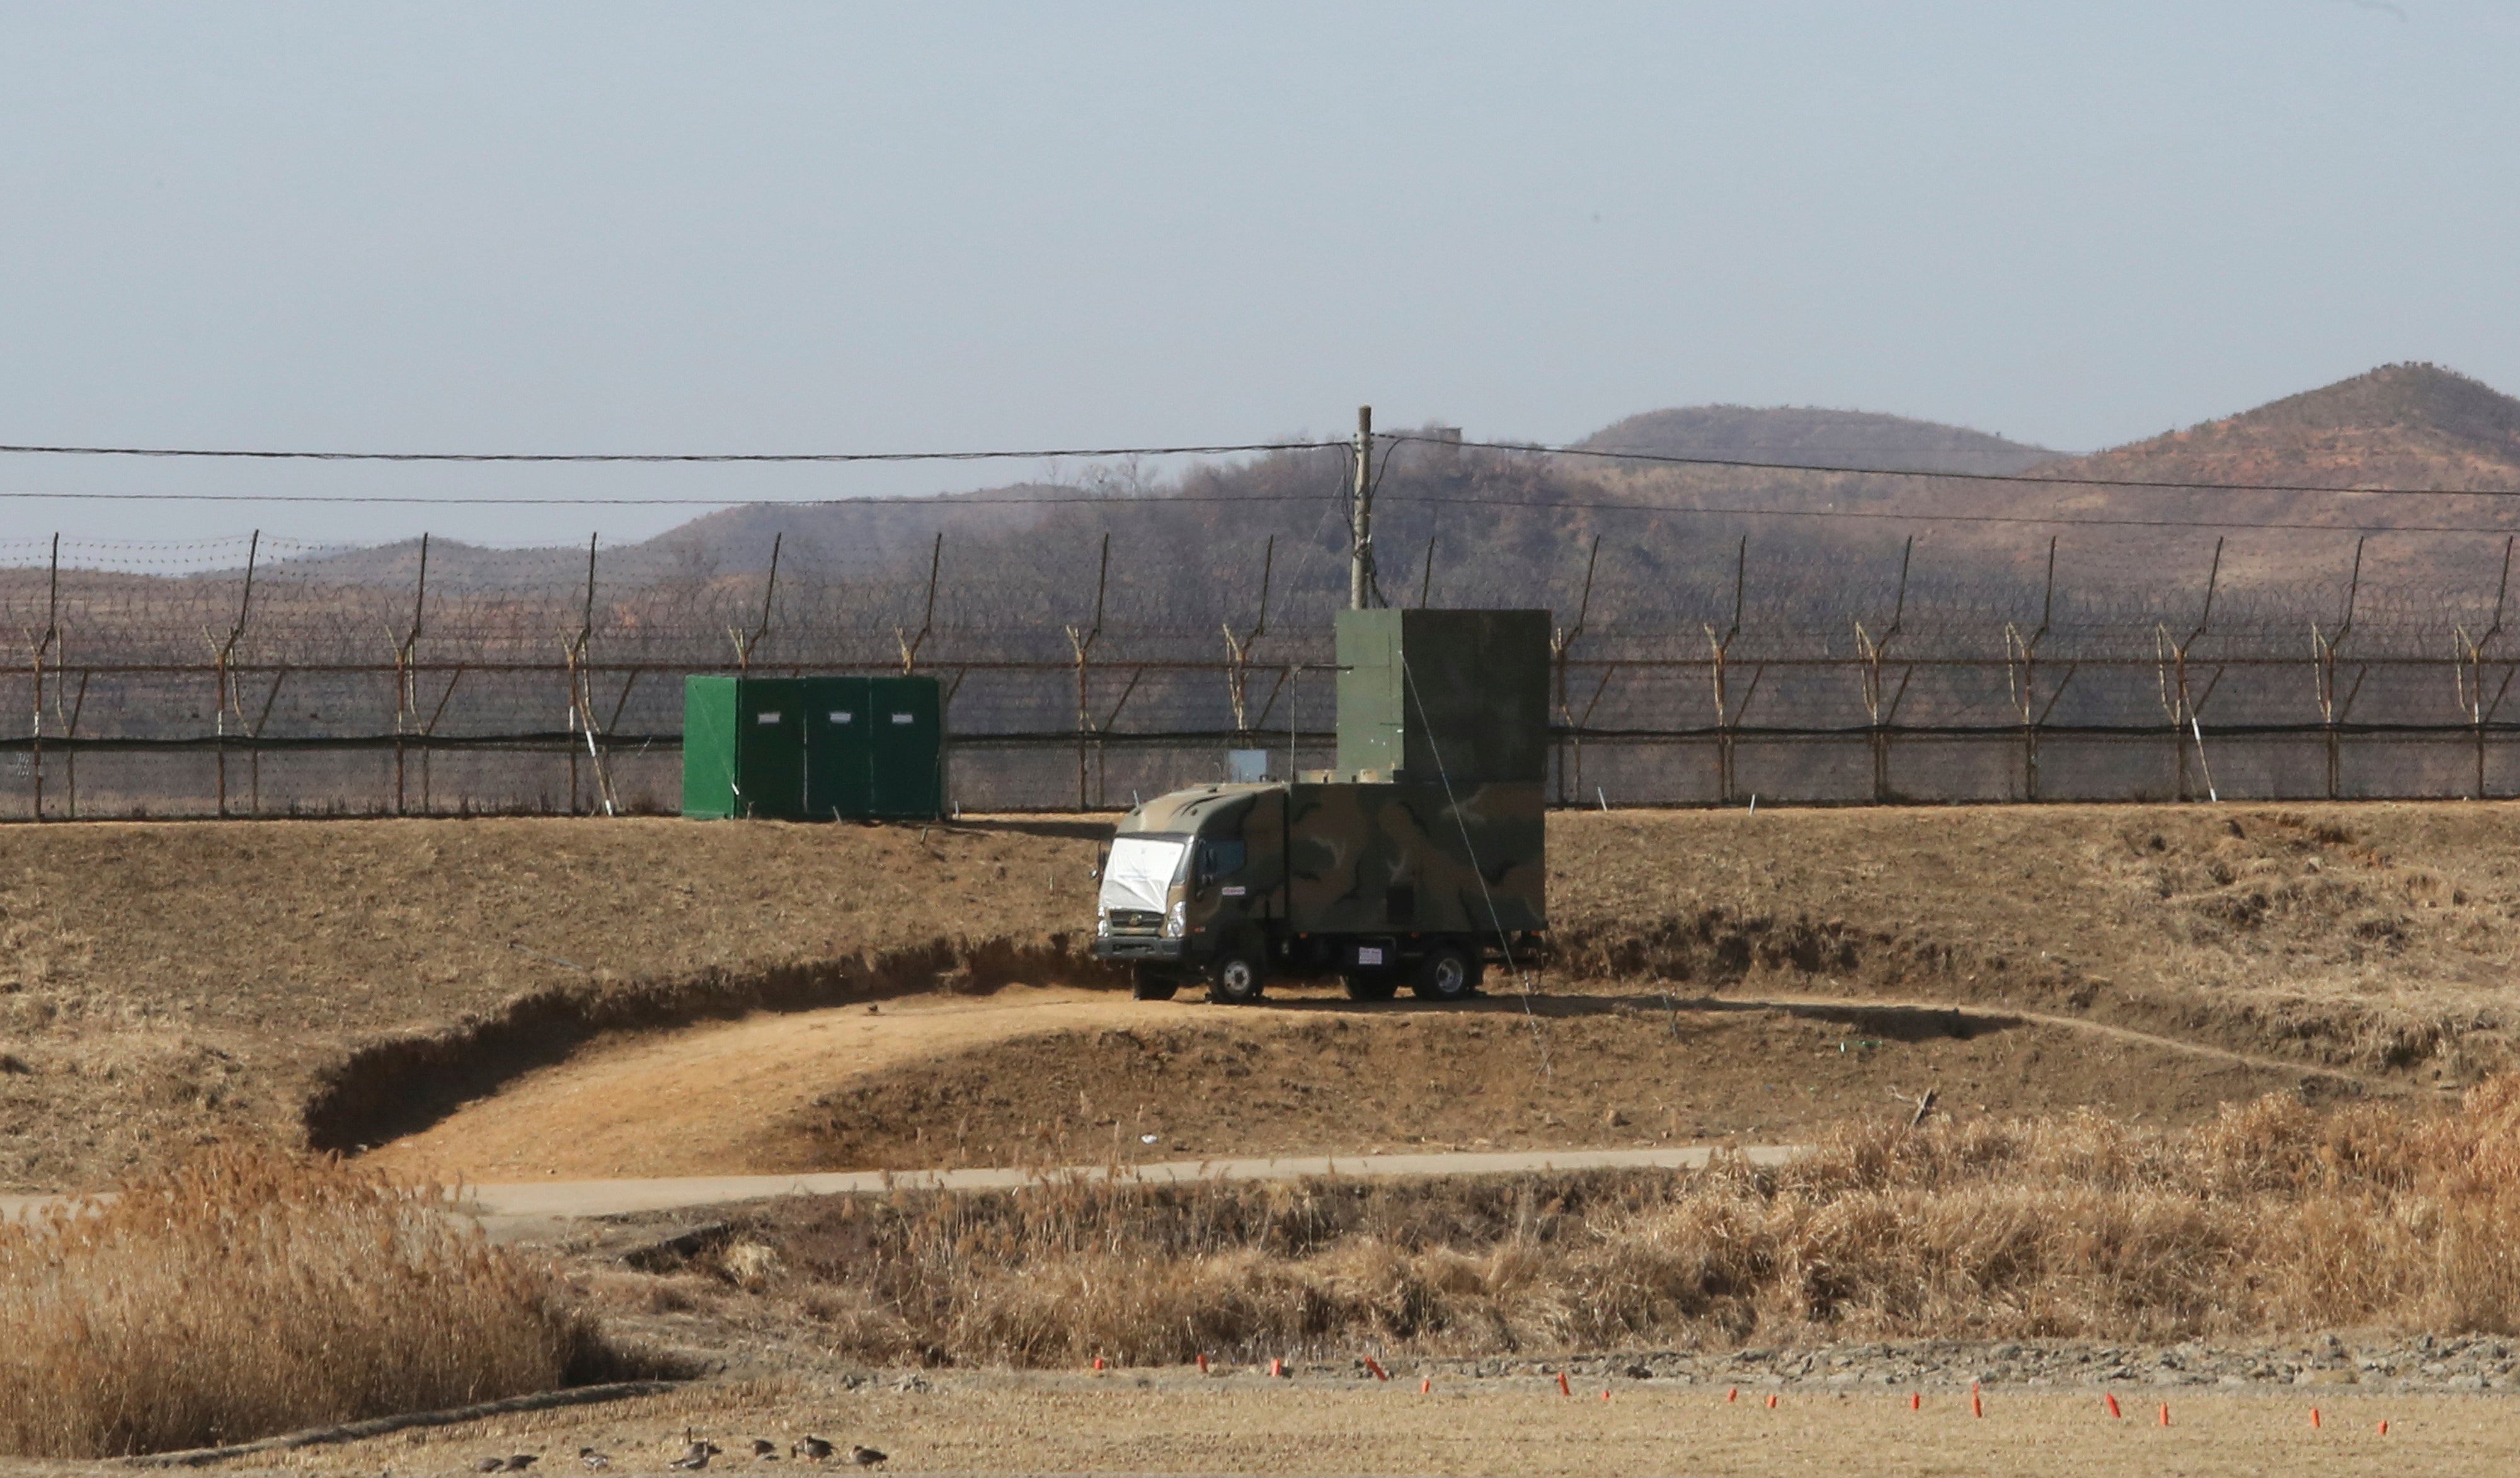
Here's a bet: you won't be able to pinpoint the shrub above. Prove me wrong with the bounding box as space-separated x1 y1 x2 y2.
0 1150 612 1458
706 1075 2520 1362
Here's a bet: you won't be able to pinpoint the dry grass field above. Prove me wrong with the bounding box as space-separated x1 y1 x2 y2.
9 802 2520 1465
2 802 2517 1191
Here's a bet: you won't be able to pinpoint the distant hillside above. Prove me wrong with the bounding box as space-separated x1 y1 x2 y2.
2036 362 2520 493
1581 405 2058 474
246 367 2520 642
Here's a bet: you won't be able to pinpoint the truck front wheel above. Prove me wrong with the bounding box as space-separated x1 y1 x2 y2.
1206 939 1268 1005
1411 943 1483 1002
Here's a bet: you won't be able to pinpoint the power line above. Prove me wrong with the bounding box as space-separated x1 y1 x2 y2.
0 438 1335 464
0 488 1341 508
1392 433 2520 501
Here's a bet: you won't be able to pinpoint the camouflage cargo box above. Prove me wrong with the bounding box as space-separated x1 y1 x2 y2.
1280 779 1544 935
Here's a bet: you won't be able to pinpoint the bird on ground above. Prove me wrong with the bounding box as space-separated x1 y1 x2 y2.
847 1446 886 1467
576 1450 611 1472
669 1440 722 1471
474 1461 505 1474
750 1439 779 1460
791 1436 833 1462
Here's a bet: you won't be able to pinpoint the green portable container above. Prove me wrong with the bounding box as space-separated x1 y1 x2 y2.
801 675 944 820
683 674 944 820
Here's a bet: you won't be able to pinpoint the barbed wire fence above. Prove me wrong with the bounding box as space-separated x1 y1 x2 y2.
4 520 2520 819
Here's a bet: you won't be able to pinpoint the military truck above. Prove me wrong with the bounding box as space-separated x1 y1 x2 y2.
1092 609 1550 1004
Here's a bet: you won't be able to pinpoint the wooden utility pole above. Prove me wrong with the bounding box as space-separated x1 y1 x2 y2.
1349 404 1373 610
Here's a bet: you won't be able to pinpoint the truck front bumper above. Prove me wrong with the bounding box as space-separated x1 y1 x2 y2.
1092 937 1188 962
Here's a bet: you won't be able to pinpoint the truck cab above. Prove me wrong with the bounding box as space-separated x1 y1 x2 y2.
1092 784 1282 1002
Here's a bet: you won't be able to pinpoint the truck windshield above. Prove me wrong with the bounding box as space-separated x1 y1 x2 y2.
1099 835 1189 914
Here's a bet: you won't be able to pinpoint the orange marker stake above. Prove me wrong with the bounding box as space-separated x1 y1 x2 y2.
1601 1390 1611 1403
1908 1392 1920 1411
1766 1393 1778 1410
1557 1371 1572 1397
2378 1420 2389 1436
2310 1407 2320 1429
1270 1358 1285 1379
2105 1393 2121 1419
1971 1390 1984 1419
1092 1356 1105 1372
1726 1387 1738 1404
1196 1353 1208 1374
1420 1377 1431 1394
2159 1402 2171 1428
1363 1356 1389 1382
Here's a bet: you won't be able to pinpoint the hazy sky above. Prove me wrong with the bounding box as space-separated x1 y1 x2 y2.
2 1 2514 549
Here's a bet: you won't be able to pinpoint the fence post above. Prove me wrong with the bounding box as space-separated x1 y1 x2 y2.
1065 534 1110 809
894 532 939 675
2311 537 2363 801
2156 539 2223 801
2005 537 2058 802
209 531 260 819
30 535 57 820
2456 537 2514 800
1223 536 1273 748
1551 536 1600 806
392 534 429 816
1853 537 1913 804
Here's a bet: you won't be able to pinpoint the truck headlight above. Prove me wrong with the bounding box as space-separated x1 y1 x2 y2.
1164 902 1187 937
1096 911 1111 939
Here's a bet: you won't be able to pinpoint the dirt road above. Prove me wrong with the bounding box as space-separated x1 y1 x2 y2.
361 980 2349 1185
218 1372 2520 1477
362 985 1302 1181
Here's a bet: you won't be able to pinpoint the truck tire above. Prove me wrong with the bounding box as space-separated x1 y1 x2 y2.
1411 942 1483 1002
1131 967 1179 1002
1206 939 1268 1005
1342 970 1398 1002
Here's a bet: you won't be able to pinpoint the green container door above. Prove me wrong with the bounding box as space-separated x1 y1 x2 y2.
868 676 943 818
735 678 809 818
681 676 740 818
684 672 941 821
804 677 873 820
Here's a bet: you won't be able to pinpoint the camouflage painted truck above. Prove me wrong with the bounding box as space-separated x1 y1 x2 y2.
1091 609 1550 1004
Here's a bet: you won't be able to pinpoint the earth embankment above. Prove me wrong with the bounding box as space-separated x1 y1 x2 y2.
0 803 2511 1190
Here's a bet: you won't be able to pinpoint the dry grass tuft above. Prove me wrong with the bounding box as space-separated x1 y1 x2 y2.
695 1076 2520 1364
0 1149 622 1458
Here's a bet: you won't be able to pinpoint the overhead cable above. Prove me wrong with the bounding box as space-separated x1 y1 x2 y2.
0 438 1337 464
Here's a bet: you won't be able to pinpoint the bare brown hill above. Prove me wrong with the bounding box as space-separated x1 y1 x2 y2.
1582 404 2057 474
2052 362 2520 495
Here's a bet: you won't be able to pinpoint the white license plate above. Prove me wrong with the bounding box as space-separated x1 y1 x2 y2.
1356 946 1384 966
755 711 782 725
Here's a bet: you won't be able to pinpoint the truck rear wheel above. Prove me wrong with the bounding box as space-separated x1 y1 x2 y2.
1342 970 1398 1002
1131 967 1179 1002
1411 943 1482 1002
1206 939 1267 1005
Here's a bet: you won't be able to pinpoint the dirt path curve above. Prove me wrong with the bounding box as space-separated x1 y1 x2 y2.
364 984 1295 1182
357 977 2390 1191
1693 991 2402 1092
